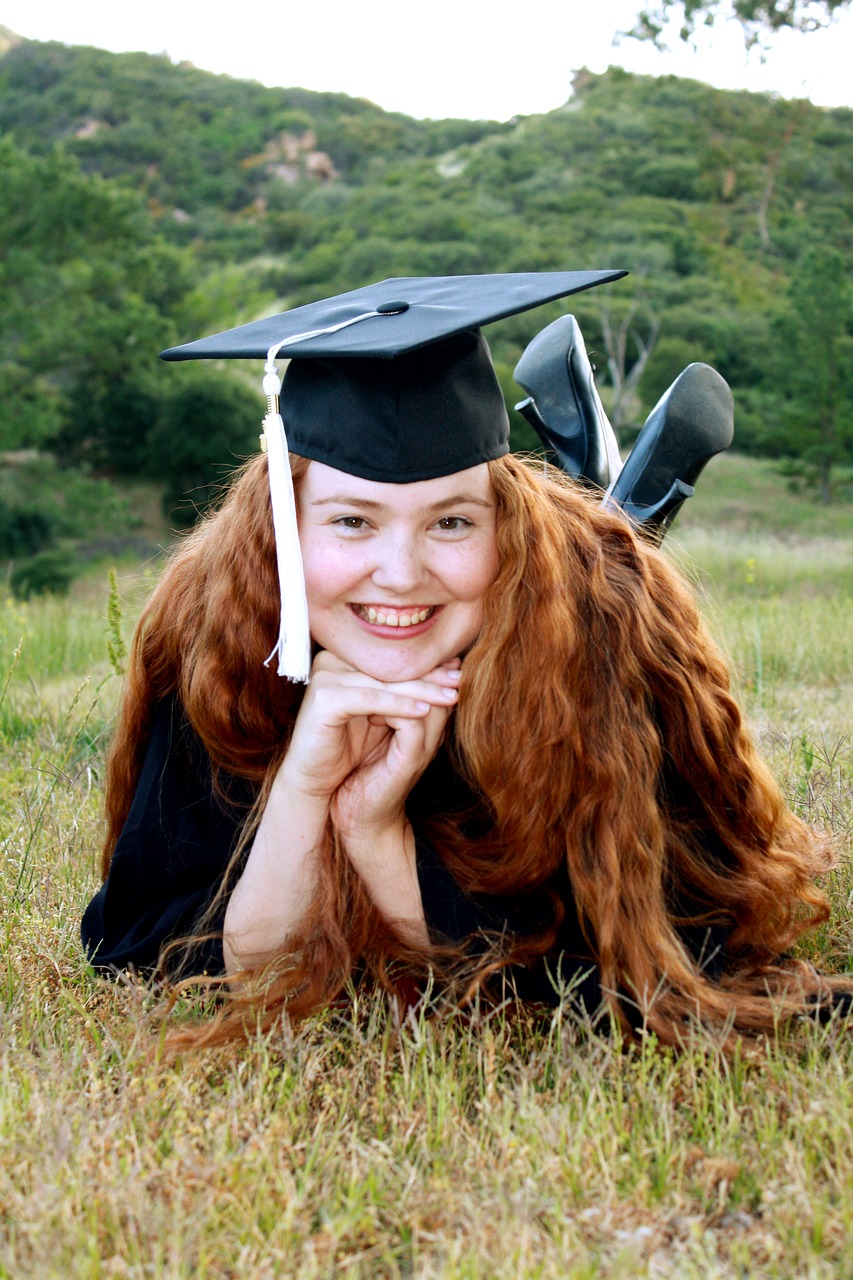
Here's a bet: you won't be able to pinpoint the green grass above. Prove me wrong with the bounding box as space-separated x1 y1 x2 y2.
1 456 852 1278
676 453 853 539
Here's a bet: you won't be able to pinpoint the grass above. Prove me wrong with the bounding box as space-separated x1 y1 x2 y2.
676 453 853 539
1 455 852 1278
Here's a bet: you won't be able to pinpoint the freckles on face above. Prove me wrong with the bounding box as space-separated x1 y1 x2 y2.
296 461 499 681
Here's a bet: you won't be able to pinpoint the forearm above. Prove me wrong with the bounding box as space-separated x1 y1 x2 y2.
342 819 429 948
224 796 429 970
223 773 328 973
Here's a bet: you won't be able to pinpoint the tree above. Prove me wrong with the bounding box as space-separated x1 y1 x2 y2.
597 298 661 430
146 370 263 525
769 247 853 502
0 137 191 458
628 0 849 49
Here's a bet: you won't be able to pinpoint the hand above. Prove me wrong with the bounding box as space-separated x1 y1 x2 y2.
282 650 459 835
332 671 455 843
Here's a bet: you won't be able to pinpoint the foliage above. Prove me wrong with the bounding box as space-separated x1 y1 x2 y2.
0 41 509 228
9 548 77 598
0 455 134 542
628 0 850 48
106 567 127 677
0 136 191 458
766 247 853 501
0 454 138 598
0 502 54 558
1 37 852 520
146 368 264 525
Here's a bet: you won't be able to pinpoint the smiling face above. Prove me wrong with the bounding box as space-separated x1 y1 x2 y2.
297 460 499 682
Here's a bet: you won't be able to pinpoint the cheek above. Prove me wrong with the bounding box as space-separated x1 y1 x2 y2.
452 541 499 602
301 539 362 607
456 541 499 645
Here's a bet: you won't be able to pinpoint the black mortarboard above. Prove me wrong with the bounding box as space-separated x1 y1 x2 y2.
159 271 626 680
160 271 626 482
160 271 625 363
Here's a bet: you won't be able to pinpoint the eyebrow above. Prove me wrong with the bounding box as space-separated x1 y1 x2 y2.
309 492 494 511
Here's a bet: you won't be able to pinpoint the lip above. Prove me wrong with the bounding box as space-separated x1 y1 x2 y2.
348 602 442 638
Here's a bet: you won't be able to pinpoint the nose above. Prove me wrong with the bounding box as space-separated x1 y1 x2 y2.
370 530 431 596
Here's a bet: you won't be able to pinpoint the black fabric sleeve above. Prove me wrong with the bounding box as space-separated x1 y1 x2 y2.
81 699 252 977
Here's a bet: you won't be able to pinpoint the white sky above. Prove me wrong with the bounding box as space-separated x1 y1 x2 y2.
1 0 851 120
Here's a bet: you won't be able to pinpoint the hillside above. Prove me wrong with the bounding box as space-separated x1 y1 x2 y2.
1 34 850 565
0 38 509 223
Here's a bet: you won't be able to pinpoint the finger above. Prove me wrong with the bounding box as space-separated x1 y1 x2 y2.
384 704 451 761
311 648 462 703
308 681 436 724
313 650 461 677
419 702 454 758
311 667 459 713
369 673 459 706
418 664 462 690
310 663 441 697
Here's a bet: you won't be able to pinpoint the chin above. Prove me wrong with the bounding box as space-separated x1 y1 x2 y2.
356 648 444 683
330 633 459 684
312 610 483 684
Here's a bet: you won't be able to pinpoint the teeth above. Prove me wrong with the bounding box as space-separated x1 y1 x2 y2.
357 606 433 628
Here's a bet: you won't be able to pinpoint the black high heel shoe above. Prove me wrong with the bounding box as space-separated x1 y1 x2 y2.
513 313 623 492
605 362 734 541
514 314 734 541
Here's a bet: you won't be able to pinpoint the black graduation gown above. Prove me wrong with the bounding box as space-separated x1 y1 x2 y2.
81 699 252 977
82 699 726 1008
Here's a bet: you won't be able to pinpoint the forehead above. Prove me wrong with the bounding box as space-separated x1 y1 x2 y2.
299 460 496 508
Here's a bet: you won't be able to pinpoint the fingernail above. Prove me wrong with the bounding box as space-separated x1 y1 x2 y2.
442 686 459 700
415 701 430 712
445 669 461 684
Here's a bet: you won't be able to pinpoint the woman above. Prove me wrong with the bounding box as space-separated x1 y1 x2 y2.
82 272 843 1045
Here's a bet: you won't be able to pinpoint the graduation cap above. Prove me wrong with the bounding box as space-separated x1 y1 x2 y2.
160 271 627 680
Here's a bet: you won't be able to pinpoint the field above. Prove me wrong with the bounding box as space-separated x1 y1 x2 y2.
1 455 852 1279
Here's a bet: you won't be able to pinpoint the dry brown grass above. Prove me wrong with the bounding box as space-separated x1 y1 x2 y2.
2 481 852 1278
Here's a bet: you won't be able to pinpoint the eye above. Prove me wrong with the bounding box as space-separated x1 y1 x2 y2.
433 515 472 532
332 515 370 530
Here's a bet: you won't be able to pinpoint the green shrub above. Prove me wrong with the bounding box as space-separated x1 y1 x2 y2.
0 501 56 557
0 455 134 541
10 549 77 599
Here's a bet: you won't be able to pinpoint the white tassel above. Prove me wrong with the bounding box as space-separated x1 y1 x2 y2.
261 360 312 683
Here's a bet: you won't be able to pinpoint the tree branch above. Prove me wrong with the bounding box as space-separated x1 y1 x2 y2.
625 0 849 51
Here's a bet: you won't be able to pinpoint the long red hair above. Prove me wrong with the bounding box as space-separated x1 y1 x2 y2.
102 453 836 1045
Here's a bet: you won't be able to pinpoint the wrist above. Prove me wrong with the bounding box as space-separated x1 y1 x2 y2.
338 807 408 849
342 820 428 947
274 757 336 807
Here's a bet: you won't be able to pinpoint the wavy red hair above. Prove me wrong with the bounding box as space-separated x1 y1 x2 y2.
102 453 837 1047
